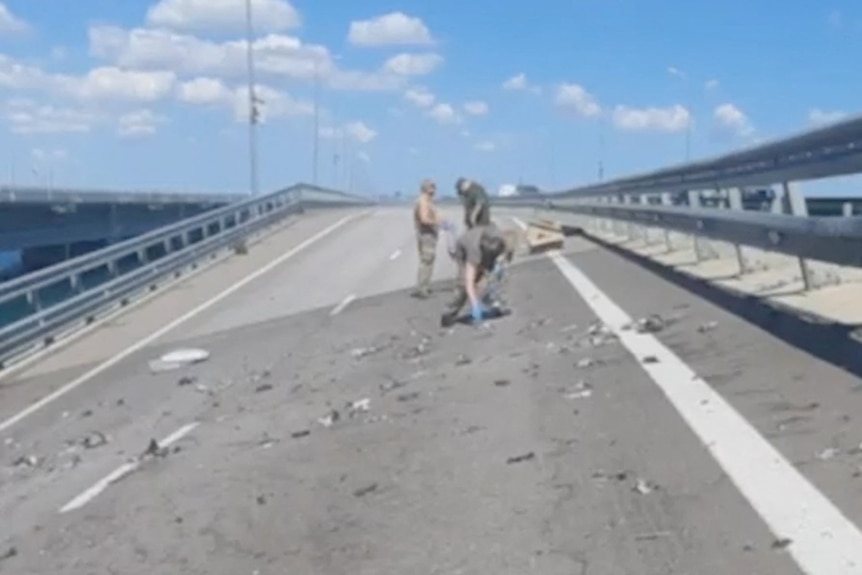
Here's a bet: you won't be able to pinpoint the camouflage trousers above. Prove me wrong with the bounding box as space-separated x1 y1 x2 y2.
415 232 437 296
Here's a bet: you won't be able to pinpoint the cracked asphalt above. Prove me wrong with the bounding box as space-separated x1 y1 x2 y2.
2 207 862 573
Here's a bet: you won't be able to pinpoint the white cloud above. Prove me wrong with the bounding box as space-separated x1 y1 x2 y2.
714 103 753 136
118 109 164 137
347 12 434 46
177 76 311 121
404 87 435 108
463 100 488 115
503 73 527 90
502 73 540 93
809 108 845 125
0 3 27 34
705 78 719 89
357 151 371 163
147 0 300 33
667 66 684 78
383 53 442 76
4 99 97 134
320 120 377 143
59 67 177 103
554 83 601 117
427 103 459 124
474 140 495 152
89 25 403 92
344 120 376 143
612 104 690 132
177 76 231 105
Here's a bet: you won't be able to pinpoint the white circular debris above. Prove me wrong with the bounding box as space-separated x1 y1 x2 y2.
160 348 210 365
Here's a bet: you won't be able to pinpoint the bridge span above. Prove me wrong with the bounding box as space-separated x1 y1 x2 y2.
1 203 860 574
0 186 243 273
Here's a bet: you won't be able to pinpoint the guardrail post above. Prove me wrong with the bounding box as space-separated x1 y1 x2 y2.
782 181 813 291
687 190 706 262
660 192 673 251
623 194 637 241
843 202 854 216
725 187 748 274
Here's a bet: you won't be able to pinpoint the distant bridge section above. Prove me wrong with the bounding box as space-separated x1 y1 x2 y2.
0 186 245 272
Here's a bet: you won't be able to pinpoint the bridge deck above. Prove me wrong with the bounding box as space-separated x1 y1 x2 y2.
1 207 861 573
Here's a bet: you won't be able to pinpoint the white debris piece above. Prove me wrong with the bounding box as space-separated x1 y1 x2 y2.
149 348 210 373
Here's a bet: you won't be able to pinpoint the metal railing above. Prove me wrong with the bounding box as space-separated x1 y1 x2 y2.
0 185 246 205
492 113 862 290
0 183 374 368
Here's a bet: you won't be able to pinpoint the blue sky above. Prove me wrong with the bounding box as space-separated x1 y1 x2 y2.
0 0 858 197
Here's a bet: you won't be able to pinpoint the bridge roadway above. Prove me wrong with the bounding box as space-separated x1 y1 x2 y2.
1 207 862 573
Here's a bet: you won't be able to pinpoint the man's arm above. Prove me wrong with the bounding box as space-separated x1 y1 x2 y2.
464 262 479 305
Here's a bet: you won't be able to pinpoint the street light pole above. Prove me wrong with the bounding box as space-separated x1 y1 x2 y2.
244 0 259 197
312 59 320 186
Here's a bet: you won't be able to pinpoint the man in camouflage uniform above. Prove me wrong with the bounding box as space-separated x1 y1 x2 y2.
441 222 515 327
412 179 439 299
455 177 491 229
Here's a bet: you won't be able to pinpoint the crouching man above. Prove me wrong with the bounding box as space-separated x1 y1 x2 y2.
441 223 514 327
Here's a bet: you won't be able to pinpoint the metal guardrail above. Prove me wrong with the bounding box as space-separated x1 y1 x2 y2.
0 185 246 205
547 113 862 198
0 183 373 368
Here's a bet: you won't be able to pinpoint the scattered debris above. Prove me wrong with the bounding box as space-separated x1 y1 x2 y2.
576 358 595 369
506 452 535 464
350 347 379 359
771 537 792 550
82 431 108 450
290 430 311 439
80 409 93 418
0 546 16 562
565 381 592 400
177 375 197 386
633 315 665 334
254 383 274 393
634 531 672 541
633 477 657 495
379 378 408 395
149 348 210 373
455 354 472 366
396 392 421 402
12 455 40 468
347 398 371 415
256 495 266 505
817 447 839 461
592 471 629 483
697 321 718 333
354 483 379 497
642 355 659 364
494 379 511 387
142 438 170 459
318 410 340 428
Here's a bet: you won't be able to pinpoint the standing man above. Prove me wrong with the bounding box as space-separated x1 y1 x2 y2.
455 177 491 229
412 179 439 299
441 222 514 327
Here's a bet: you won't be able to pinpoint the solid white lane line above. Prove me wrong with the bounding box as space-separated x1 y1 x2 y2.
389 249 401 260
60 422 200 513
0 213 365 434
548 250 862 574
330 294 356 315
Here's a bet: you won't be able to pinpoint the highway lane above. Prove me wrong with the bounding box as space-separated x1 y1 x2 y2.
0 206 463 565
1 208 862 572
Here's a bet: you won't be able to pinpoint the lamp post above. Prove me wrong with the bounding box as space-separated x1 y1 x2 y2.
244 0 260 196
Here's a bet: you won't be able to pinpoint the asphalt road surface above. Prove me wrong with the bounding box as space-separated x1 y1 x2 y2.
1 207 862 574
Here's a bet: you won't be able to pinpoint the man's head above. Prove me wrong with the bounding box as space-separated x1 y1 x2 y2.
455 177 470 196
420 179 436 197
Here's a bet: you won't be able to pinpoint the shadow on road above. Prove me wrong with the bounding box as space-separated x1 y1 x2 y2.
580 230 862 381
